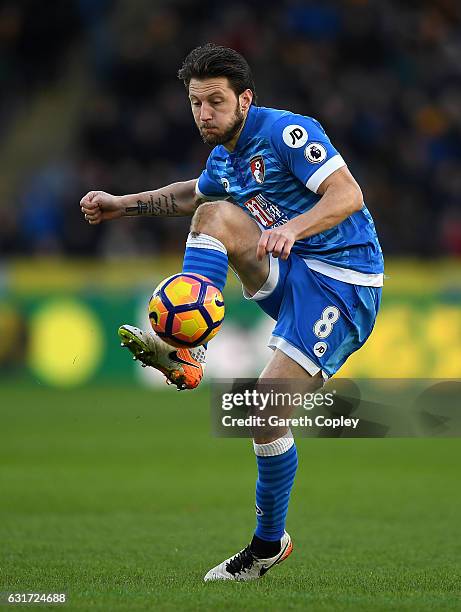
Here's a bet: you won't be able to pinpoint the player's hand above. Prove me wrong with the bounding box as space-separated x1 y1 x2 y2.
256 225 297 261
80 191 123 225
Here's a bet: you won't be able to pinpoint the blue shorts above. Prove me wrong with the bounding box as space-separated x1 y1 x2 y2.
243 254 382 379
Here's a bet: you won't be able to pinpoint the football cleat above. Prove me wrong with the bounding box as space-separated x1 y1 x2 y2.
118 324 206 390
203 531 293 582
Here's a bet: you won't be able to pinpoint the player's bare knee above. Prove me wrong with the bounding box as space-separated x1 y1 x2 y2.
190 201 226 238
190 201 252 250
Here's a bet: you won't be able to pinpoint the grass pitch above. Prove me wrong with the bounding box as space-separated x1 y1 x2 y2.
1 384 460 611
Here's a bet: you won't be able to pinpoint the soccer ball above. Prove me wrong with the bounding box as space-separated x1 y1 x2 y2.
148 273 225 348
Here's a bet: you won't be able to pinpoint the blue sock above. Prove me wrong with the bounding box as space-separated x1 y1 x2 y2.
182 233 228 292
253 434 298 543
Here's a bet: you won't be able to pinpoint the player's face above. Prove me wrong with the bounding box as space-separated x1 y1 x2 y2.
189 77 251 147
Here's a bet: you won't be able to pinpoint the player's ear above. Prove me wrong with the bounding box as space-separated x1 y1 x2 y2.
239 89 253 113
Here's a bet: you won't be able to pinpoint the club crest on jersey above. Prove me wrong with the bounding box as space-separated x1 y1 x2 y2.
250 155 265 184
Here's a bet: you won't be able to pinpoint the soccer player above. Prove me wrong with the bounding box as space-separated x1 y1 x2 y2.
80 44 383 581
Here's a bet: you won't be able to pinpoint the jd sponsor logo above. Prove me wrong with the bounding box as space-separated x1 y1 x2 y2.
313 341 328 357
282 124 308 148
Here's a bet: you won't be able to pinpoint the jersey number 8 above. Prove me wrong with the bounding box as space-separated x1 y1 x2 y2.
313 306 340 339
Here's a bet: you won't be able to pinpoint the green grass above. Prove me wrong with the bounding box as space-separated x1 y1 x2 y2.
1 385 460 611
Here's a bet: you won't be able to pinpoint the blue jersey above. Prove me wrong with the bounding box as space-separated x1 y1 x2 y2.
196 105 384 287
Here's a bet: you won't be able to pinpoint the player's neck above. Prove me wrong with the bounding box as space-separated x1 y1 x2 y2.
223 110 250 152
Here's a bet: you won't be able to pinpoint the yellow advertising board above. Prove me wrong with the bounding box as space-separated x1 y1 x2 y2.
1 258 460 385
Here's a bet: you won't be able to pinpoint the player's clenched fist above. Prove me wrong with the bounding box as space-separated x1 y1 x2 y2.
256 225 297 261
80 190 122 225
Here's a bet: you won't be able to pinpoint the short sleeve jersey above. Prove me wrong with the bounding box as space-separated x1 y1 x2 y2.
197 105 384 284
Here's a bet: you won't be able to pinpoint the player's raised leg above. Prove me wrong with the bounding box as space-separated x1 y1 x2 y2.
119 201 268 389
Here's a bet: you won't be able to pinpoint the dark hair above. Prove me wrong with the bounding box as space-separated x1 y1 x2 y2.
178 43 257 105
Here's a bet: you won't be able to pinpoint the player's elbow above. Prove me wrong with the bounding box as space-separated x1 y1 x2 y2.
326 174 363 216
338 182 363 215
331 183 363 217
349 184 364 213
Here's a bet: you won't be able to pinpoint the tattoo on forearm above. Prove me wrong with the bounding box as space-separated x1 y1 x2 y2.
125 193 178 216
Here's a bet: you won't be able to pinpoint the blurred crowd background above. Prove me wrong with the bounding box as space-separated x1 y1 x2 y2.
1 0 461 259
